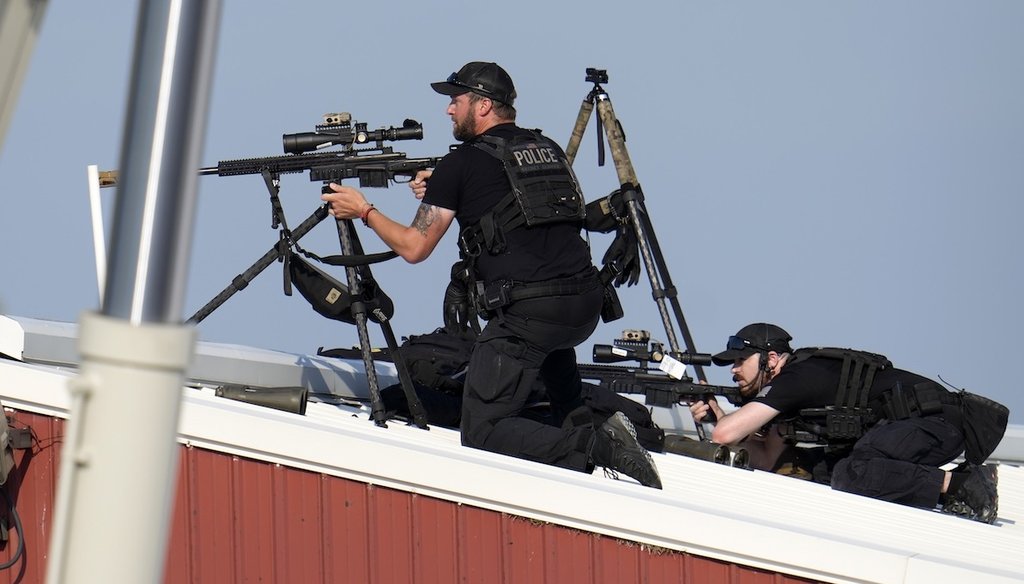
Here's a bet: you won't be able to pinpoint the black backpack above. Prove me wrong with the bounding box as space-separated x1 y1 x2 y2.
378 328 475 425
390 328 476 393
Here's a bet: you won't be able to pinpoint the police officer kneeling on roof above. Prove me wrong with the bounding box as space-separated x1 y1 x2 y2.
689 323 1008 523
322 61 661 489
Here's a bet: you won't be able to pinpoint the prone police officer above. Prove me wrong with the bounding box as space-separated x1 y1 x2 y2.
690 322 1002 522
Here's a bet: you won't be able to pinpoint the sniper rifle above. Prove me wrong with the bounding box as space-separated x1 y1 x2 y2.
201 114 442 189
578 330 742 409
99 113 442 213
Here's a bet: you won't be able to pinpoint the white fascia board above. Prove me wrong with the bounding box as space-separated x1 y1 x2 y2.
0 358 72 417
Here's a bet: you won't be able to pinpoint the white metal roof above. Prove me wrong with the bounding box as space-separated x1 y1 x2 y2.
1 316 1022 584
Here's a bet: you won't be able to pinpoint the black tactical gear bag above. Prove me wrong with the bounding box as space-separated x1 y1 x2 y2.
392 328 476 393
288 254 393 325
959 391 1009 464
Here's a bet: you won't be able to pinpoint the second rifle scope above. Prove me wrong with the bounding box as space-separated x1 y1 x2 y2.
282 118 424 155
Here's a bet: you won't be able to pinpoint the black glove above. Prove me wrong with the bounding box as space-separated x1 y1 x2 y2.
442 260 479 335
442 279 470 333
601 224 641 287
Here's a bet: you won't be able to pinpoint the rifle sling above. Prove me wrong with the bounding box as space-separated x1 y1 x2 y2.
317 250 399 266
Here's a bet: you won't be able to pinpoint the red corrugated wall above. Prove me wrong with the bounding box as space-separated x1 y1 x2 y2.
0 409 821 584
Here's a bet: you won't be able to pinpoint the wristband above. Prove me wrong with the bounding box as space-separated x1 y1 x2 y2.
360 204 377 226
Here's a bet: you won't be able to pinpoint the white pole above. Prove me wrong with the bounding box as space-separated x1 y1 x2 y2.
86 165 107 306
47 313 195 583
46 1 221 582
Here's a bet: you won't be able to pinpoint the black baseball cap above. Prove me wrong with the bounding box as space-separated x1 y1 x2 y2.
431 62 517 106
711 323 793 366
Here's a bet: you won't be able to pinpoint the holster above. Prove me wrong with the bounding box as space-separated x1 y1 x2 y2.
600 283 624 323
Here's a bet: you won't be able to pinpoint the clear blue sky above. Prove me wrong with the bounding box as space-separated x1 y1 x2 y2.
2 1 1022 421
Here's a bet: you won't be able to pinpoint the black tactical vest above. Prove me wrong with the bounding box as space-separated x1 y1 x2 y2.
780 347 893 443
779 347 959 445
460 130 585 257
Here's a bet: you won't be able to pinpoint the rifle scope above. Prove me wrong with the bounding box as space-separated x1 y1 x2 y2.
282 118 424 155
592 344 712 366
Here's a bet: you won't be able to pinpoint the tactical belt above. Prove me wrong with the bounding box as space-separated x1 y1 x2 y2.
869 380 957 421
476 268 600 312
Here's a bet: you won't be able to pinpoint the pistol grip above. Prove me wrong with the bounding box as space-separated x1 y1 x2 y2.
701 393 718 423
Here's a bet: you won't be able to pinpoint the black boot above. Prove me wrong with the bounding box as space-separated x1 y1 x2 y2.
941 463 998 524
591 412 662 489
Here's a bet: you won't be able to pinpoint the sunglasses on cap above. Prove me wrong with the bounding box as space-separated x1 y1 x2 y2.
446 71 500 101
726 335 768 352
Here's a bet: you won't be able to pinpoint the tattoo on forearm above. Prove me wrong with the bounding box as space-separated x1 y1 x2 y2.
412 203 440 236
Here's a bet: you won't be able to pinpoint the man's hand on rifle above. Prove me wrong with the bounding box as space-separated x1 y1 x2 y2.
690 397 725 424
322 183 372 220
321 176 454 263
409 169 432 200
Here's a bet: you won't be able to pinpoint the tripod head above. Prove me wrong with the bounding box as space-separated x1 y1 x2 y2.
585 67 608 85
578 67 613 166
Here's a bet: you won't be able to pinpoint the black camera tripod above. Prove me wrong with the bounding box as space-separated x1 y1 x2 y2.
566 68 707 383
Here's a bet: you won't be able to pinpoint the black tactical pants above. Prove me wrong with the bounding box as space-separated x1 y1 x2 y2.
461 285 603 472
831 415 964 508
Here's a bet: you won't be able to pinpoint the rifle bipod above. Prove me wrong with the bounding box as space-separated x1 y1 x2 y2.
184 171 428 429
330 217 429 429
566 68 712 439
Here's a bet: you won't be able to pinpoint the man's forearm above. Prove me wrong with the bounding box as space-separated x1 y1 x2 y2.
364 202 449 263
709 402 779 445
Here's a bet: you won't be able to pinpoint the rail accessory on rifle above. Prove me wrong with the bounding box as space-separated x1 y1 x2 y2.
100 112 444 429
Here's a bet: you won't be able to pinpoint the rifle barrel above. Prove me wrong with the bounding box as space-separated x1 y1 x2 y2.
102 153 441 188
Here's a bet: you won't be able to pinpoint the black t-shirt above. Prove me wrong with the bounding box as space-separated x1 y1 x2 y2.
753 353 936 417
423 123 593 285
